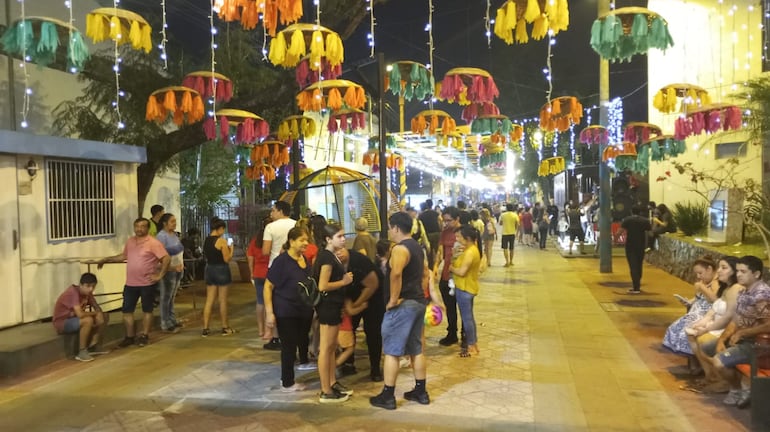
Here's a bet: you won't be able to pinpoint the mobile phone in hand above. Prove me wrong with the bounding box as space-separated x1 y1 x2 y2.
674 294 691 306
227 237 234 246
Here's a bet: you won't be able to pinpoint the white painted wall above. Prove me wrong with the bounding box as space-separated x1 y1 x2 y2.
142 167 182 223
647 0 763 206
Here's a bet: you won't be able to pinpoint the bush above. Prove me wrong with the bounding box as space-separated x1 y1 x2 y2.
673 202 709 236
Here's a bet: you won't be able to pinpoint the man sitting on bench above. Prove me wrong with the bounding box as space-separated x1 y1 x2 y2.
52 272 109 362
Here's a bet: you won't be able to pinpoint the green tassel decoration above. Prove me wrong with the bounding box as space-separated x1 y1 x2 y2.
37 21 60 55
409 63 420 83
601 16 620 45
68 31 90 70
635 146 649 174
388 65 401 96
589 19 603 53
631 14 647 42
404 82 414 101
650 141 663 161
501 119 512 135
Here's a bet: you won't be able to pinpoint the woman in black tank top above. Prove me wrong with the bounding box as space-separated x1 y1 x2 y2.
202 217 235 337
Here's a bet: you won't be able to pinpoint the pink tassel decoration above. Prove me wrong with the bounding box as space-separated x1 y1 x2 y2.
220 116 230 144
725 106 742 130
203 117 216 140
242 118 256 144
623 126 635 143
235 124 245 144
215 79 229 102
674 117 691 140
486 77 500 101
223 80 233 101
440 76 455 100
339 114 348 131
296 60 310 87
205 79 215 100
707 110 721 133
182 76 195 90
257 120 269 139
191 77 205 96
468 76 484 102
462 104 479 124
641 127 651 142
327 116 338 133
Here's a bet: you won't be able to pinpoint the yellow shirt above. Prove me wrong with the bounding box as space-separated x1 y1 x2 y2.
500 211 519 235
453 245 480 295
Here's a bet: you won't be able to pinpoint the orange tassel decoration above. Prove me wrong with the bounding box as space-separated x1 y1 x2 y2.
429 114 439 135
163 90 177 113
343 86 358 108
191 95 204 121
327 88 343 110
180 91 193 113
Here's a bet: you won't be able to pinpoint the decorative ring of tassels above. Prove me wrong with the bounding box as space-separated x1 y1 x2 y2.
203 108 270 146
183 71 233 103
493 0 570 45
653 83 710 114
437 67 499 105
327 108 367 134
85 7 152 53
590 6 673 63
295 56 342 87
479 149 507 170
642 134 687 162
268 23 344 70
296 79 366 112
538 156 566 177
602 142 638 162
214 0 303 36
145 86 204 126
579 125 609 146
385 61 434 102
251 139 290 169
461 102 501 123
0 16 90 70
277 115 316 141
623 122 662 146
676 103 742 140
540 96 583 132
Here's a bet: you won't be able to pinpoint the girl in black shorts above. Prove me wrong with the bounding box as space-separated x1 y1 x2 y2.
313 224 353 403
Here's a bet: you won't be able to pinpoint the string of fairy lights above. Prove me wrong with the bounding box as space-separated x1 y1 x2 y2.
18 0 30 128
65 0 76 74
367 0 375 57
111 0 125 129
208 1 217 118
159 0 168 69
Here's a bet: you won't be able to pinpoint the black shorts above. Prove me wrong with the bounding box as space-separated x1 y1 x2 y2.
568 228 585 242
122 284 156 313
501 234 516 249
316 298 343 326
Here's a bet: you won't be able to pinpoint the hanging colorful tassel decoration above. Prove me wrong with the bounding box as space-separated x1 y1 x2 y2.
537 157 566 177
623 122 662 146
277 115 315 141
297 80 365 112
653 84 709 114
540 96 583 132
86 8 152 53
182 71 233 103
203 109 270 145
590 7 673 63
145 86 204 125
579 125 610 146
268 23 344 71
214 0 303 35
493 0 570 45
438 68 498 105
1 18 90 69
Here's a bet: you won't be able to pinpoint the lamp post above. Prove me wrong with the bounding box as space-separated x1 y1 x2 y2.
598 0 612 273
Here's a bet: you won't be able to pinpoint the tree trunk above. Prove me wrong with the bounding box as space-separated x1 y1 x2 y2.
137 162 159 217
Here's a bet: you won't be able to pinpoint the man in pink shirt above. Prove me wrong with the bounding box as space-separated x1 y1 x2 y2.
52 272 109 362
99 218 170 348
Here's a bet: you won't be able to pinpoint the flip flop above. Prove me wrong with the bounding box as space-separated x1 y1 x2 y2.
459 349 471 358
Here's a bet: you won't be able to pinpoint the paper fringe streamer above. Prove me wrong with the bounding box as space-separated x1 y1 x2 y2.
1 19 90 69
86 9 152 53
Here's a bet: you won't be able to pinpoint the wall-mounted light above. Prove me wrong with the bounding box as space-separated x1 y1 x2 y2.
26 158 38 178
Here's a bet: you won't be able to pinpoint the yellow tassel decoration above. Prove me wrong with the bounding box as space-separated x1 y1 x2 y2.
505 1 517 30
701 91 711 106
163 91 177 113
494 8 510 44
545 0 557 18
652 90 664 112
304 118 315 136
309 30 325 70
86 14 106 43
524 0 541 23
325 33 344 67
109 16 122 41
555 0 569 32
129 21 142 50
515 19 529 44
531 14 549 40
286 30 306 67
268 31 287 65
140 23 152 53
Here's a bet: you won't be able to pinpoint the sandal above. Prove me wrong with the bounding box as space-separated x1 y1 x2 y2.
459 348 471 358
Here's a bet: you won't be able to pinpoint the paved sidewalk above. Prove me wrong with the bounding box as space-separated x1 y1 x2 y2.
0 243 751 431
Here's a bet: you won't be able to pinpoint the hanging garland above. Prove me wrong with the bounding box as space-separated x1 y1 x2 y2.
1 17 89 70
182 71 233 103
214 0 303 36
327 108 366 133
579 125 609 146
540 96 582 132
386 61 434 102
537 156 565 176
493 0 570 45
676 103 742 139
437 67 499 105
277 115 316 141
85 8 152 53
652 83 711 114
268 23 344 70
202 109 270 146
296 79 365 112
145 86 205 126
590 7 673 63
623 122 661 145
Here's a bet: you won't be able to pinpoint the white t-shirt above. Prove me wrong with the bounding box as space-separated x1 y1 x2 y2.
263 217 296 266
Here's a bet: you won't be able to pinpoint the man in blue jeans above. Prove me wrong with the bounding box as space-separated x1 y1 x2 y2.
370 212 429 410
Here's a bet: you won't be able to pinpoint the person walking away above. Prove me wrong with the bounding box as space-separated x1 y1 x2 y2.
314 224 354 403
547 203 559 236
99 218 169 347
620 206 651 294
436 206 461 346
370 212 429 410
262 200 297 350
52 273 109 362
201 217 235 337
156 213 185 333
419 200 441 263
499 204 519 266
264 227 316 392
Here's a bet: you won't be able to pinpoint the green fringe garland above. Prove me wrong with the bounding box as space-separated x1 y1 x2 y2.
0 19 90 70
386 63 433 101
590 14 674 62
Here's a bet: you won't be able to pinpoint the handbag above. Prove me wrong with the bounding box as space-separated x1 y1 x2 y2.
297 276 322 307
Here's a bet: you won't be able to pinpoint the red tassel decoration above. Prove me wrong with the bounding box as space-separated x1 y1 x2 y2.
725 106 742 130
296 60 310 87
708 110 721 133
691 112 705 135
486 77 500 101
220 116 230 144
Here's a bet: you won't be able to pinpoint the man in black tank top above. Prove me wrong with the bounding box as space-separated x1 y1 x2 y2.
370 212 429 410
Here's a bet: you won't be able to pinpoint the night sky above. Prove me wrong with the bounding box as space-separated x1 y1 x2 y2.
124 0 649 128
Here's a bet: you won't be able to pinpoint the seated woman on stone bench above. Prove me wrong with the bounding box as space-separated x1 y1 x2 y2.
52 272 110 362
662 256 720 370
684 256 743 393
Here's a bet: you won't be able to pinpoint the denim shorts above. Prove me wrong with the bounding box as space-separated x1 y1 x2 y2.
715 341 754 368
62 317 80 333
382 299 426 357
205 263 232 286
253 278 265 305
122 284 156 313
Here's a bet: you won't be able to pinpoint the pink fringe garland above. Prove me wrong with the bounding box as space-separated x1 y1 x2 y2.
182 76 233 102
581 127 609 145
676 106 742 139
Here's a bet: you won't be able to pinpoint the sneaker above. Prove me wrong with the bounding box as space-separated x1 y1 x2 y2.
263 338 281 350
369 391 396 410
117 337 135 348
281 382 307 393
320 391 349 404
737 390 751 409
136 334 149 347
297 362 318 371
201 328 210 337
75 349 94 362
332 381 353 396
87 345 110 356
338 364 357 376
404 389 430 405
723 389 742 405
439 335 458 346
221 327 236 336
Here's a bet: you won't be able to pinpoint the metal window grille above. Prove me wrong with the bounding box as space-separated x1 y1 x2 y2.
46 159 115 241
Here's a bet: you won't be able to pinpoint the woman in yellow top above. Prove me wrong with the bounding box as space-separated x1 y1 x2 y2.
450 224 482 358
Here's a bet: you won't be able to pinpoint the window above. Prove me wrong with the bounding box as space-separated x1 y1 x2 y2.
714 142 747 159
46 159 115 241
